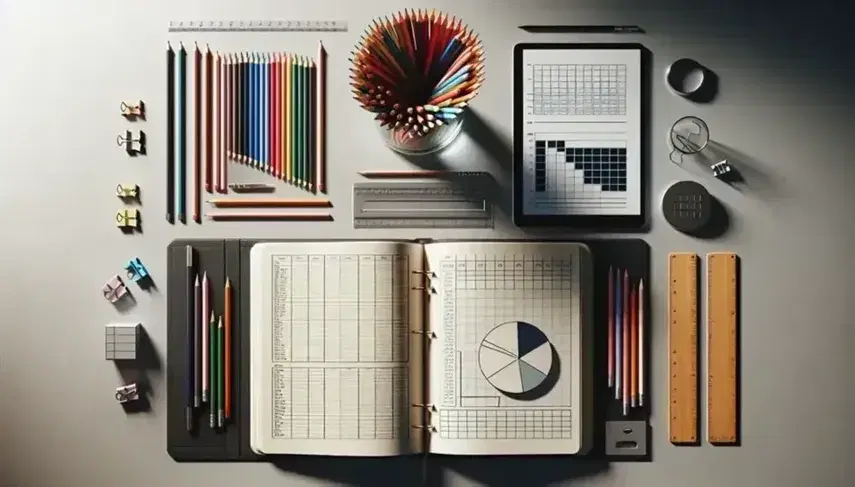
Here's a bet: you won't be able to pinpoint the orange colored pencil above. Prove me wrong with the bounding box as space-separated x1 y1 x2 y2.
224 278 232 419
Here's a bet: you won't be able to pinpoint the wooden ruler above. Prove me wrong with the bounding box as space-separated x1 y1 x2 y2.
707 252 739 444
668 253 699 444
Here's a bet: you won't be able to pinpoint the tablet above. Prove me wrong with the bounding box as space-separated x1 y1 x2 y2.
513 43 648 229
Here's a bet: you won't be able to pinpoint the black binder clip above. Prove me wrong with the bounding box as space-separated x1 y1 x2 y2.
120 100 145 120
711 159 734 181
117 130 146 156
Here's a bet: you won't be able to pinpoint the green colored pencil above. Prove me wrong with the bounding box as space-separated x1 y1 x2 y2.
209 311 216 428
217 315 224 428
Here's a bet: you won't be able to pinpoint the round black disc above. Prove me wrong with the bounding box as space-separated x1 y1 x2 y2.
662 180 712 234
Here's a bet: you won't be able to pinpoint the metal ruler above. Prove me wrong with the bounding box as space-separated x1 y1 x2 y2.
668 253 699 445
707 252 739 445
168 20 348 32
353 182 493 229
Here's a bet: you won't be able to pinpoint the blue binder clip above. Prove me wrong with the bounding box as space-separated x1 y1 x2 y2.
124 257 150 284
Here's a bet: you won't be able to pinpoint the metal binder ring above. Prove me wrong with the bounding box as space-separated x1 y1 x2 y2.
116 134 128 146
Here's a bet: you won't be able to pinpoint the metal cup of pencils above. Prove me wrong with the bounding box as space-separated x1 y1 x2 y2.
351 10 484 156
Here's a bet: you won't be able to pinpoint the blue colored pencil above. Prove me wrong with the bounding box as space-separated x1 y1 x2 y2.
432 65 470 95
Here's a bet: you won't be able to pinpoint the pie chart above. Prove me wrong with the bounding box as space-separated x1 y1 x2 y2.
478 321 554 395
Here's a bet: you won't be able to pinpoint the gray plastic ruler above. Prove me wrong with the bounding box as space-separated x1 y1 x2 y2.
168 20 348 32
353 182 493 229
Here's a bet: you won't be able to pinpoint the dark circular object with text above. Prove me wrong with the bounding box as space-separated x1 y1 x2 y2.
662 180 712 234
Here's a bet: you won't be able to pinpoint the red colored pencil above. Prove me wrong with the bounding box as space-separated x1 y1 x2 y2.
205 46 213 195
630 284 638 408
622 270 630 415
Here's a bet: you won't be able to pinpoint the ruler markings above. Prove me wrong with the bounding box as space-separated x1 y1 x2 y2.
168 20 347 32
707 252 739 445
668 252 699 445
353 182 493 229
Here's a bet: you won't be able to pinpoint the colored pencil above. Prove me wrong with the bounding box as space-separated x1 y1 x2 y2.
217 315 224 427
177 43 187 224
262 53 269 172
212 52 219 193
358 169 485 178
213 52 220 193
615 268 622 401
193 43 202 223
350 10 484 138
205 212 332 221
225 278 232 420
608 266 614 389
194 274 201 407
209 311 216 428
317 41 326 193
639 279 645 407
184 246 194 431
205 47 213 194
201 272 209 403
272 53 279 179
167 42 175 224
207 198 330 208
250 53 256 167
285 54 293 184
308 57 315 191
630 285 638 408
622 270 630 416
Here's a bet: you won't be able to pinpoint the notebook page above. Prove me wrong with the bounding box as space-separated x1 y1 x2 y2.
249 241 425 456
423 241 593 455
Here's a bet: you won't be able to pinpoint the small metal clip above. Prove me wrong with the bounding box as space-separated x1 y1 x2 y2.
115 383 140 403
411 403 437 411
120 101 145 119
116 184 139 199
117 130 147 155
103 275 129 303
411 270 436 278
711 159 733 180
411 286 436 294
411 425 437 432
116 209 140 230
124 257 150 284
411 330 437 339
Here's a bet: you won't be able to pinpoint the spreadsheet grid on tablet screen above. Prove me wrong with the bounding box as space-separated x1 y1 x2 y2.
517 46 642 219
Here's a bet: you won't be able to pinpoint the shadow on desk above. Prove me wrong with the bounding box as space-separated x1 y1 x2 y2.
270 455 425 487
269 453 607 487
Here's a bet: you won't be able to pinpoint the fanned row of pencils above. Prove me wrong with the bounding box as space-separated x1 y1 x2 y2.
608 268 645 416
166 42 326 224
350 10 484 138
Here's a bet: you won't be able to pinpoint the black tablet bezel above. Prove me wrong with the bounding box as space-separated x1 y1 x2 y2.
512 43 650 231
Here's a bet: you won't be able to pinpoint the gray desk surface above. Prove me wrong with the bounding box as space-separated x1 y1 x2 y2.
0 0 852 486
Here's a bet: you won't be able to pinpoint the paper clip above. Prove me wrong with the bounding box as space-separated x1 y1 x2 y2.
120 100 145 119
115 383 140 403
711 160 733 179
117 130 147 155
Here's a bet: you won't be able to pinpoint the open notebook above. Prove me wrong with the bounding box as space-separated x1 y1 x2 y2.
249 240 593 456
